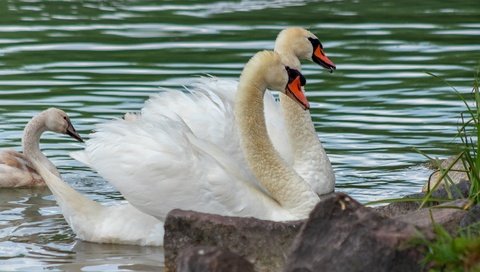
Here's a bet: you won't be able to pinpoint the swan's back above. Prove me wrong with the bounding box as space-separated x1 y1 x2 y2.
142 82 239 154
142 77 293 165
0 150 44 187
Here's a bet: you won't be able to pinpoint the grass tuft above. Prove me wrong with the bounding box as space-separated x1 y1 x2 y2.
412 221 480 272
423 69 480 206
413 71 480 271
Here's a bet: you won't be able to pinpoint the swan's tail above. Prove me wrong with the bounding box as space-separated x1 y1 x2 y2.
70 151 92 168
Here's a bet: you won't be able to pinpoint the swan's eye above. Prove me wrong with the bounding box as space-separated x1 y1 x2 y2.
308 37 323 49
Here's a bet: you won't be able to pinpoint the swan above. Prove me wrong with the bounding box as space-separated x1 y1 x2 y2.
0 109 82 188
73 51 319 222
24 108 164 246
274 27 336 195
102 27 337 196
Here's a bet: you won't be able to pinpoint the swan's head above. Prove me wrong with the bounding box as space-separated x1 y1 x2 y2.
285 66 308 110
43 108 84 142
274 27 336 72
242 51 309 110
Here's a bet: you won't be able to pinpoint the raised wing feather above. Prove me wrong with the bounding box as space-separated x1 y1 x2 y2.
78 83 281 220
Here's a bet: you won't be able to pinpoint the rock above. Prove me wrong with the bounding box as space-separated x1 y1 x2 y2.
284 193 426 272
164 191 473 272
176 246 254 272
394 199 469 234
427 180 470 199
372 194 423 218
460 204 480 229
423 155 469 192
163 209 303 272
374 180 470 218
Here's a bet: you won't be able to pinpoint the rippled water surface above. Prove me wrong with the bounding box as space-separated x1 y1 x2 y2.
0 0 479 270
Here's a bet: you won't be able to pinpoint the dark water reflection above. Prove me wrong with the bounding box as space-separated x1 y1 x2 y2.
0 0 479 270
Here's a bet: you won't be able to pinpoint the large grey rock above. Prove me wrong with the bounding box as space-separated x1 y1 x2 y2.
163 209 303 272
176 246 254 272
284 193 426 272
164 191 472 272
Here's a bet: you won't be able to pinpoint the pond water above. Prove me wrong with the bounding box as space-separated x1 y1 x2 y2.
0 0 479 270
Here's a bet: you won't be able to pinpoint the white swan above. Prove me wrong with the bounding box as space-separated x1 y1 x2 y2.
25 108 164 246
0 109 82 188
110 27 337 196
74 51 319 222
274 27 336 195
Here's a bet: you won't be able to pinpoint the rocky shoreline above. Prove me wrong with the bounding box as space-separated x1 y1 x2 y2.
163 177 479 271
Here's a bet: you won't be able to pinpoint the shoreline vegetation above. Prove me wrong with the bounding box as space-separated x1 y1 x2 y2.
412 71 480 271
365 71 480 271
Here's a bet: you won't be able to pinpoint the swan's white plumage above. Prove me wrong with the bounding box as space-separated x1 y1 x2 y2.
139 78 293 165
81 86 294 221
72 77 292 193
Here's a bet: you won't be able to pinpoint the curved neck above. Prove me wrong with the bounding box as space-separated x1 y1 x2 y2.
280 96 317 155
275 48 335 194
31 157 102 229
235 73 318 218
279 96 334 194
275 49 302 71
22 113 60 177
275 46 317 163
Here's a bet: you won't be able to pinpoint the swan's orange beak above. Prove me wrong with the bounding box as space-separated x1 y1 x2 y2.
313 46 336 73
286 75 310 110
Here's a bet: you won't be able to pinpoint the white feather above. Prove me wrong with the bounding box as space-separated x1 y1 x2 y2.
79 84 291 220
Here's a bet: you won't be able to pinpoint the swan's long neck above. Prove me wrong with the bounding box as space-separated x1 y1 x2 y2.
275 49 318 164
24 113 102 228
235 72 319 218
275 49 335 195
274 44 302 70
279 94 334 194
32 159 102 221
22 113 60 177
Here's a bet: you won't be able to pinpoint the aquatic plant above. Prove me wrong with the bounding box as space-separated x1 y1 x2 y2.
422 70 480 207
412 72 480 271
